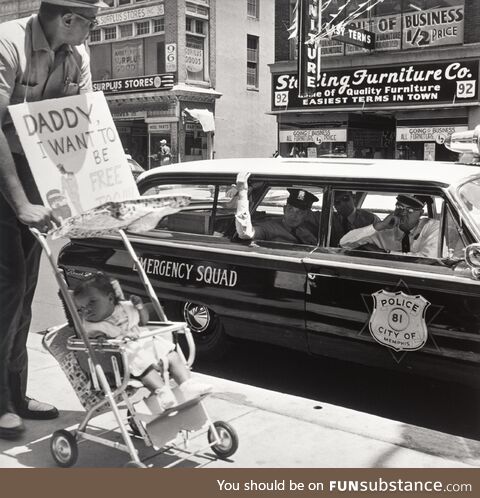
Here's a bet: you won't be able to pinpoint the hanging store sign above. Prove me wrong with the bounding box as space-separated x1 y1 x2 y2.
279 129 347 143
93 74 175 95
98 4 164 26
272 60 478 110
403 5 464 49
396 125 468 143
346 14 401 54
297 0 321 97
328 24 375 50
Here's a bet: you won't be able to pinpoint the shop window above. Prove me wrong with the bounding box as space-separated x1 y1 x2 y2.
90 44 112 81
247 35 259 89
136 21 150 36
185 124 207 160
247 0 259 19
186 35 206 81
104 27 117 41
112 39 144 78
90 29 101 43
153 18 165 33
144 35 164 74
119 24 133 38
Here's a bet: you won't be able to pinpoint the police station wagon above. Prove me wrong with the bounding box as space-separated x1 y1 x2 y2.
58 147 480 386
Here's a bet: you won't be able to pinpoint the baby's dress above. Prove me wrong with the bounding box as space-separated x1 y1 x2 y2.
82 301 174 377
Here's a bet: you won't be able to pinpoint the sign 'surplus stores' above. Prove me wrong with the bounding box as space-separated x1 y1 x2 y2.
93 74 175 95
272 60 478 109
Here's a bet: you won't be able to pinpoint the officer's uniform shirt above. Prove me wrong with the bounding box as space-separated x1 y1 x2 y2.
0 15 93 155
339 217 440 258
251 218 317 245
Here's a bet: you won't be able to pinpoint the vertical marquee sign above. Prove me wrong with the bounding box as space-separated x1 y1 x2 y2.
298 0 322 97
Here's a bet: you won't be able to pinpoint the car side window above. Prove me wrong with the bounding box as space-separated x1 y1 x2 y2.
334 190 447 260
142 183 236 236
443 205 467 259
251 185 323 245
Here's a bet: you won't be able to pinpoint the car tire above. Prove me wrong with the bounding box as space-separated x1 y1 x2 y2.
167 301 231 360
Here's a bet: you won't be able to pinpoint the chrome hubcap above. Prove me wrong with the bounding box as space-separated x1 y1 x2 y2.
183 302 211 333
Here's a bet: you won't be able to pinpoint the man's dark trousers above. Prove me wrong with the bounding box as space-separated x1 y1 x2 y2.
0 154 42 416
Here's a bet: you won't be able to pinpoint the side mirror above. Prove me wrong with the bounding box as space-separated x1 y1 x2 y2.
465 243 480 278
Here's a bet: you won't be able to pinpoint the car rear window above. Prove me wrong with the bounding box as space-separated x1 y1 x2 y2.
142 183 237 236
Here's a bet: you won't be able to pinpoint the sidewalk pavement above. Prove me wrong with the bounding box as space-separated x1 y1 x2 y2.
0 332 480 468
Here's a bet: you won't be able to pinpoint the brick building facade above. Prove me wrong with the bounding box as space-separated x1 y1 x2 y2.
0 0 277 166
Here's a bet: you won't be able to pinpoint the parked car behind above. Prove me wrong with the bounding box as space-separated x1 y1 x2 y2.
58 153 480 386
126 154 145 180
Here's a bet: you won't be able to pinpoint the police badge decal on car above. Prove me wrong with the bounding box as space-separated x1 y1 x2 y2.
369 290 430 352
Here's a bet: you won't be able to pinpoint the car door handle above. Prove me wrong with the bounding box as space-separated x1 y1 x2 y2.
308 271 338 280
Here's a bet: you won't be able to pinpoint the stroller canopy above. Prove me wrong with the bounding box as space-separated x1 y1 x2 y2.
51 194 190 239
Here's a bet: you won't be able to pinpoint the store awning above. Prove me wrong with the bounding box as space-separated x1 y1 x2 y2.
183 108 215 132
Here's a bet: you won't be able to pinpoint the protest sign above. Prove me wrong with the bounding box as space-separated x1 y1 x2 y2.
8 92 139 221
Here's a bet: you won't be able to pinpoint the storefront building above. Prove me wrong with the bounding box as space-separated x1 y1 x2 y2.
272 0 480 161
0 0 276 167
88 0 220 168
89 0 276 167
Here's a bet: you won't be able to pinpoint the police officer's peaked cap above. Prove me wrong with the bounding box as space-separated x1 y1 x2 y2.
286 189 319 210
396 194 425 209
41 0 110 8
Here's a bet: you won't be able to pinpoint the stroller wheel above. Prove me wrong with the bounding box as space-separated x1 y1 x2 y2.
124 460 147 468
50 430 78 467
207 421 238 459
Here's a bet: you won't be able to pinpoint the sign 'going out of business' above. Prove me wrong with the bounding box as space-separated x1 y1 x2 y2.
272 60 478 110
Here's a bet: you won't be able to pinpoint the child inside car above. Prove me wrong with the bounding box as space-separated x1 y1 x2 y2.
73 272 212 412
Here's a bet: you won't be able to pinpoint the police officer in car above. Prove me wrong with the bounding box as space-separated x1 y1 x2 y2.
235 172 318 245
340 194 439 258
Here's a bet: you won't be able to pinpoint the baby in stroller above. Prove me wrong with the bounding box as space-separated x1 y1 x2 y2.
72 272 212 412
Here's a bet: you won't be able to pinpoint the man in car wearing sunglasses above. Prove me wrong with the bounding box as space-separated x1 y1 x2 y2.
0 0 109 439
339 194 439 258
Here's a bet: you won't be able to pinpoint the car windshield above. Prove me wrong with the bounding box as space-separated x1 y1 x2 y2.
458 178 480 231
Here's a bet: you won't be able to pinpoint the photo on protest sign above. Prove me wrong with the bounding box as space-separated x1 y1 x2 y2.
8 92 139 221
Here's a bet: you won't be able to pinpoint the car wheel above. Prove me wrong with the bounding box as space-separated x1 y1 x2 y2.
169 301 230 360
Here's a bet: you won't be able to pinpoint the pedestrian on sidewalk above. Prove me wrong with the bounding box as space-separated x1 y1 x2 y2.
0 0 110 440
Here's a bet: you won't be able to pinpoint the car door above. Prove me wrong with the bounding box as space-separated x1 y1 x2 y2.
304 186 480 385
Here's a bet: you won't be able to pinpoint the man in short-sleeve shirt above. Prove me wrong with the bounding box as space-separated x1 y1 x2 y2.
0 0 109 440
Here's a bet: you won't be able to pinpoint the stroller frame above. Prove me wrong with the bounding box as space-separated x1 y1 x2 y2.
32 228 238 468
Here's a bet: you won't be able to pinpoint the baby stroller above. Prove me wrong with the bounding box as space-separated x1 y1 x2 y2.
34 196 238 468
